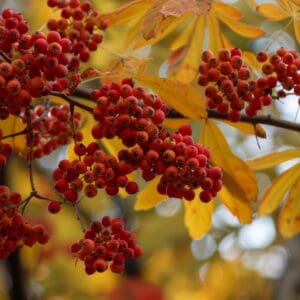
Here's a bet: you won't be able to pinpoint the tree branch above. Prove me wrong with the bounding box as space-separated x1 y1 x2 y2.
72 86 300 133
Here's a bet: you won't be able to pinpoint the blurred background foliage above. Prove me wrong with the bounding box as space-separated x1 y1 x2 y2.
0 0 300 299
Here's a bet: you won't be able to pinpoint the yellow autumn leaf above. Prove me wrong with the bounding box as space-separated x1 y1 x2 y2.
162 118 192 129
169 16 197 51
135 75 207 119
293 14 300 44
279 176 300 237
258 163 300 215
174 16 205 83
289 0 300 6
96 0 152 26
200 120 258 202
0 116 26 156
246 149 300 171
218 185 253 223
217 16 265 38
184 198 215 239
134 177 167 210
211 2 243 20
256 3 290 20
218 120 266 138
207 14 223 55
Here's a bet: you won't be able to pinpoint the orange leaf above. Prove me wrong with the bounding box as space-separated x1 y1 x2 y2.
258 163 300 215
96 0 151 26
279 176 300 237
160 0 211 17
256 3 290 20
211 2 243 20
135 75 207 119
162 118 192 129
184 197 215 239
134 177 167 210
246 149 300 171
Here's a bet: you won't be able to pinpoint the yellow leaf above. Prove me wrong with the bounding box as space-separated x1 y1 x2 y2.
134 177 166 210
293 15 300 44
258 163 300 215
207 14 223 55
200 120 258 202
169 16 197 51
256 3 289 20
162 118 192 129
246 149 300 171
96 0 152 26
135 75 207 119
218 185 253 223
0 116 26 156
175 16 205 83
184 198 214 239
218 120 266 138
211 2 243 20
279 176 300 237
217 15 264 38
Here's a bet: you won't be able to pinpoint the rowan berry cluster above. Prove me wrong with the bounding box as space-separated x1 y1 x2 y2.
70 216 142 275
256 48 300 99
198 48 285 121
53 141 139 203
54 79 223 203
0 185 49 259
22 104 82 159
0 1 104 120
47 0 104 65
0 129 12 168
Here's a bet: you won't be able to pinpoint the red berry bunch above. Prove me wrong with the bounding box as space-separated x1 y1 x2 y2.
256 48 300 98
70 216 143 275
54 79 223 203
90 78 168 145
53 141 139 202
0 129 13 167
198 48 276 121
47 0 104 65
0 185 49 259
0 2 104 120
22 104 82 159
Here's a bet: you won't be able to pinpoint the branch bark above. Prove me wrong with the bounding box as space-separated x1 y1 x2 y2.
71 86 300 133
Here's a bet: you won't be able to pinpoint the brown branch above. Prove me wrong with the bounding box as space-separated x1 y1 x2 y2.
0 128 28 141
74 203 86 233
69 86 300 133
50 91 93 113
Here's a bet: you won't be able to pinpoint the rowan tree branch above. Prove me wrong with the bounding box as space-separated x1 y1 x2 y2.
72 86 300 133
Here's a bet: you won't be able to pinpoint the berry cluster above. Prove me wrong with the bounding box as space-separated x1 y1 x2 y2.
0 186 49 259
22 104 82 159
198 48 277 121
70 216 142 275
0 2 104 120
0 129 13 168
47 0 104 65
53 141 139 203
256 48 300 98
54 80 223 203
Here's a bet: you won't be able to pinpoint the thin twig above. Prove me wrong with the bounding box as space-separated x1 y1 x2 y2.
0 128 28 141
74 203 86 233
